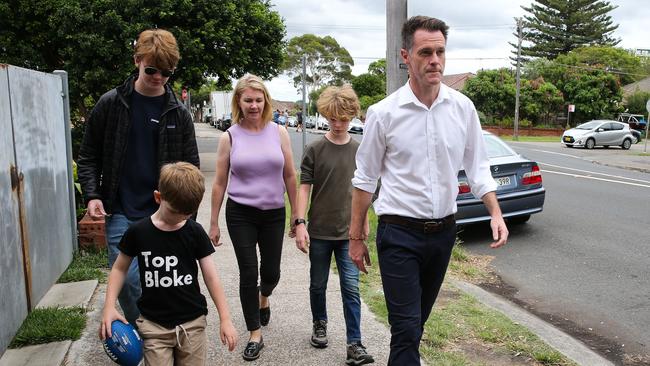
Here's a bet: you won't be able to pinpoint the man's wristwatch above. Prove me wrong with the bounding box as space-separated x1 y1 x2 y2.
294 218 306 226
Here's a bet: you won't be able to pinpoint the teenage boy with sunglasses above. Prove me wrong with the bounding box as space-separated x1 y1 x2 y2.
78 28 199 327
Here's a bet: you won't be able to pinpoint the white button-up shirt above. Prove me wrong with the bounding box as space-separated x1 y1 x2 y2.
352 82 497 219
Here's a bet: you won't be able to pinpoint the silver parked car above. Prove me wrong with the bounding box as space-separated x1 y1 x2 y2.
456 132 545 225
561 120 634 149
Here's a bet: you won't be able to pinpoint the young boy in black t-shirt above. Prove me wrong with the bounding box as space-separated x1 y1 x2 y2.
100 162 237 365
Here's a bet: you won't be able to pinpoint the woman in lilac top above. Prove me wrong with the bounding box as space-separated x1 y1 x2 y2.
209 74 298 361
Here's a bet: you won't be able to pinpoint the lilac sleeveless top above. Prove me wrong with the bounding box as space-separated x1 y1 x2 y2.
227 123 286 210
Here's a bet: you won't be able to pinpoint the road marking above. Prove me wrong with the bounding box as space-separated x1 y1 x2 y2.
539 162 650 184
541 169 650 188
527 148 583 159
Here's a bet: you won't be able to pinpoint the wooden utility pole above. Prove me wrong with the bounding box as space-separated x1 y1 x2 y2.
386 0 408 95
514 18 523 141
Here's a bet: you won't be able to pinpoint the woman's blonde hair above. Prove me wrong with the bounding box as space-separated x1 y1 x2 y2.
134 29 180 70
316 85 360 122
231 74 274 124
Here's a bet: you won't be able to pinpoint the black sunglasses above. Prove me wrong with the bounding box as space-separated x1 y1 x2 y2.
144 66 174 78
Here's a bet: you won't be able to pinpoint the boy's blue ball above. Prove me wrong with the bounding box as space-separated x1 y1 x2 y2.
102 321 143 366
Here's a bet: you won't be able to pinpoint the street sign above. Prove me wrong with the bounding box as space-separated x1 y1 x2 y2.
181 88 188 101
568 104 575 112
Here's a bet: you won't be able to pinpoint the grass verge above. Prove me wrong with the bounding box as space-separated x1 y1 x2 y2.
360 209 576 365
497 135 561 143
9 306 87 348
58 247 108 283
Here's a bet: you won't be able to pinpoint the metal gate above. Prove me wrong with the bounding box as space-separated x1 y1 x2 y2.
0 65 75 354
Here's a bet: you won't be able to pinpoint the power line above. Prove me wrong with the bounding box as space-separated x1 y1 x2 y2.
285 23 515 31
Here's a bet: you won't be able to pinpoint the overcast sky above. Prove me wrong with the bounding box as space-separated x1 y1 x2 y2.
264 0 649 101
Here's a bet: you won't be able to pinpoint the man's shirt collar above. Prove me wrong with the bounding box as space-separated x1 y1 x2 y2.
398 80 450 109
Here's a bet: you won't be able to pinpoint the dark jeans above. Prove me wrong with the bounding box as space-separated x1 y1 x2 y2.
309 239 362 344
106 214 142 325
376 220 456 365
226 198 285 331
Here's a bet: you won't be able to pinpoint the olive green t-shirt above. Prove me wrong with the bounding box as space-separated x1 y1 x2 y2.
300 136 359 240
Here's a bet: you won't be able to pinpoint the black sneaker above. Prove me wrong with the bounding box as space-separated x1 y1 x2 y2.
310 320 328 348
242 337 264 361
346 342 374 365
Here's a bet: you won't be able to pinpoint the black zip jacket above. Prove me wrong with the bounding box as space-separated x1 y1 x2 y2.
77 75 199 213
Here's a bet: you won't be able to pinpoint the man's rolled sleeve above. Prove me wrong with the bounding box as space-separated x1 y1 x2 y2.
352 107 384 194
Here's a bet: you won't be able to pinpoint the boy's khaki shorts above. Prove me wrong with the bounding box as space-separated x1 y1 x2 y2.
136 314 207 366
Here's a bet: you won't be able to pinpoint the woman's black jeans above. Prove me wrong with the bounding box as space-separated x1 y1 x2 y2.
226 198 285 331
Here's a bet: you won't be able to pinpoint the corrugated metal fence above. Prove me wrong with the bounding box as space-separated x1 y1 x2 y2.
0 65 76 355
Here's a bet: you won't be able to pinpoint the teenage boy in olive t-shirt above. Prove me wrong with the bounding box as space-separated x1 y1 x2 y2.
294 86 374 366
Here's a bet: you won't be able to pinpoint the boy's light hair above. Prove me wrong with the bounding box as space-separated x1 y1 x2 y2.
231 74 274 124
134 29 180 70
158 162 204 215
316 85 360 122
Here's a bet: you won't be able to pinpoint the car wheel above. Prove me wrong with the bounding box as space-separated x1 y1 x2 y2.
508 215 530 225
585 138 595 149
621 138 631 150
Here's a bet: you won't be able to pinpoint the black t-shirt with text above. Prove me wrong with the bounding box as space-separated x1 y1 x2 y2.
119 217 215 328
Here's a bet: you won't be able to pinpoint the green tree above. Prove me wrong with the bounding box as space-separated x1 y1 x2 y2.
520 78 564 125
558 46 642 85
625 91 650 115
518 0 619 60
524 49 626 124
561 69 622 123
351 74 385 99
462 68 516 123
358 94 385 114
368 59 386 77
0 0 285 117
308 85 327 115
282 34 354 96
351 60 386 114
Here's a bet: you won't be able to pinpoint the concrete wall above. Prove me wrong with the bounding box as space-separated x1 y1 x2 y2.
0 65 74 355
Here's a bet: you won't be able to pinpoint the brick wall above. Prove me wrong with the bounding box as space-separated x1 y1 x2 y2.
482 126 564 137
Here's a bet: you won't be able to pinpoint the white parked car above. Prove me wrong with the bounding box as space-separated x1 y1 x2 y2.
561 120 634 149
286 116 297 127
316 116 329 130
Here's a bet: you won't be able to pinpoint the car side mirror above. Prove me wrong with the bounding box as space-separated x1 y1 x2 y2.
596 128 604 132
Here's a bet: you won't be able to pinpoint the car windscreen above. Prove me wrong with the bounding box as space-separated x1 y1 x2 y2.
484 135 515 158
576 121 601 130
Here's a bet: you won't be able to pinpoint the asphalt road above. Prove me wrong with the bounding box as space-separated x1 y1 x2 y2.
460 141 650 363
197 124 650 363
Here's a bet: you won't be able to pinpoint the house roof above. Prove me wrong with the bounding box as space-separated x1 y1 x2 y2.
622 77 650 97
442 72 475 91
272 100 297 112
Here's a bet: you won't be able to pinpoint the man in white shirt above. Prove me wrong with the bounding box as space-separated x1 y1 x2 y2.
349 16 508 365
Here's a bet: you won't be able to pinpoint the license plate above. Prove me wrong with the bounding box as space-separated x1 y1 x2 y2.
495 177 511 186
563 136 571 142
